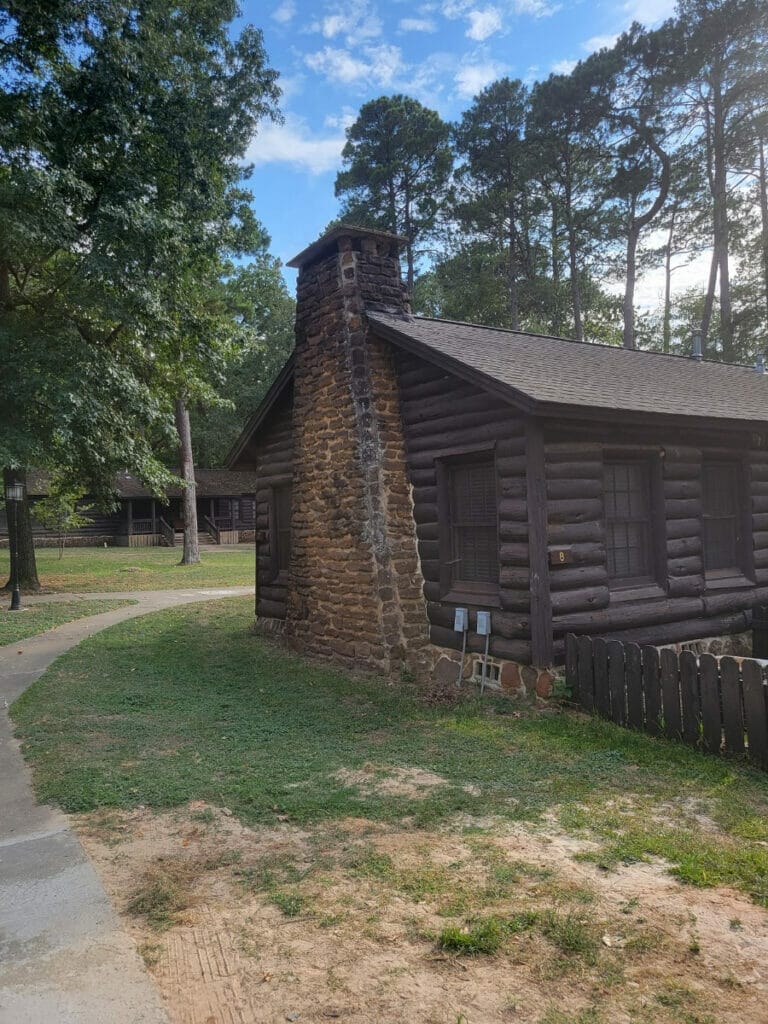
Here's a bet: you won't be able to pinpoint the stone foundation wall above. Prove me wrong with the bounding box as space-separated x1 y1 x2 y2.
285 232 434 679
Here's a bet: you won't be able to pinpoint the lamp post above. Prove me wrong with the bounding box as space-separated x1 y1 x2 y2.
5 480 24 611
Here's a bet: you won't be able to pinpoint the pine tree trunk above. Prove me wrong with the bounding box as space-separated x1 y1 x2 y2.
711 73 733 359
701 245 719 353
759 137 768 332
623 221 639 350
662 207 677 355
2 468 41 592
175 397 200 566
507 214 519 331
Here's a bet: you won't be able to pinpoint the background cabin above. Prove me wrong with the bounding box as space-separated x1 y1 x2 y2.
229 225 768 695
0 470 258 548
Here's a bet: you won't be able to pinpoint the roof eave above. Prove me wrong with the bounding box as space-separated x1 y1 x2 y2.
225 352 296 469
368 317 539 416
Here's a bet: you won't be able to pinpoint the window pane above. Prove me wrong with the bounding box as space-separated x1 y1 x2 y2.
702 462 740 571
449 460 498 585
603 461 652 582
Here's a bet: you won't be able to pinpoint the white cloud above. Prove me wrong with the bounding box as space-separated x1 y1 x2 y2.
466 7 504 40
324 107 357 130
583 32 619 52
455 56 509 98
512 0 560 15
247 117 345 175
623 0 676 25
309 2 383 45
399 16 438 31
551 57 577 74
272 0 296 24
305 44 405 88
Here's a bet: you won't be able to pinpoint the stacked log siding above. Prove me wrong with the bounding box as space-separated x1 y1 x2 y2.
250 387 294 620
394 350 531 663
545 423 768 659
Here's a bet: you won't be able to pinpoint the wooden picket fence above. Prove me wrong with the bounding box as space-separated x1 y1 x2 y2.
564 633 768 768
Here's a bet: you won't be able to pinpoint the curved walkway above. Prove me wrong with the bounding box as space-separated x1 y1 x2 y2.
0 587 253 1024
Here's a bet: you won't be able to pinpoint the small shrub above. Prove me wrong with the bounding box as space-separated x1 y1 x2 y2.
269 889 306 917
438 911 539 956
541 910 600 962
127 864 193 930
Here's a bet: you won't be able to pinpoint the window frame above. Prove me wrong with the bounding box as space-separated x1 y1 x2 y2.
602 453 666 593
436 447 500 607
267 479 293 583
700 456 753 583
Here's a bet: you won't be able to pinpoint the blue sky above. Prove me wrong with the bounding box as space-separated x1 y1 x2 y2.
239 0 679 292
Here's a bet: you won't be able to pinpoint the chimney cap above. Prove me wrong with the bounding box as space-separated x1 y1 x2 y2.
287 223 407 270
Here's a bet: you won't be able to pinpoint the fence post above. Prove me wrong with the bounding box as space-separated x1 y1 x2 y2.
565 634 579 700
753 604 768 659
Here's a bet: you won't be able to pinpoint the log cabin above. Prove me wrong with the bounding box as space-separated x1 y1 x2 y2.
228 225 768 695
0 470 258 548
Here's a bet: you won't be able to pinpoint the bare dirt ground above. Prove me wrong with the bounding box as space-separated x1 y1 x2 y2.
76 791 768 1024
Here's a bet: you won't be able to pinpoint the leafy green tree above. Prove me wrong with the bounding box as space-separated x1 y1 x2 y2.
33 478 93 559
452 78 535 331
528 61 615 341
334 95 452 291
0 1 280 582
676 0 768 358
190 257 295 468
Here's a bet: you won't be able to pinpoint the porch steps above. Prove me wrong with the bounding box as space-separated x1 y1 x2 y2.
173 531 217 546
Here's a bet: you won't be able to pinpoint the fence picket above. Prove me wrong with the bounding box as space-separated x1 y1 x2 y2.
660 648 682 739
593 638 611 718
607 640 627 726
698 654 722 755
625 643 643 729
577 636 594 712
642 646 662 735
720 657 745 755
565 634 579 700
743 660 768 767
679 651 701 746
568 635 768 771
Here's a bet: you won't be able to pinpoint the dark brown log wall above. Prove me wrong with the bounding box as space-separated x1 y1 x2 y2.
249 386 294 620
394 350 531 663
545 421 768 660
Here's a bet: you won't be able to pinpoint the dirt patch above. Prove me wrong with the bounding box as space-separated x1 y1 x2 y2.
75 804 768 1024
333 764 453 799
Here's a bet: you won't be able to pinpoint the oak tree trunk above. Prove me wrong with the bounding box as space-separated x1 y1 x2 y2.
2 468 41 592
175 397 200 565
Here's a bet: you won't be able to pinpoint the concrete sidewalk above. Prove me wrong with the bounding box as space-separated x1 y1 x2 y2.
0 587 253 1024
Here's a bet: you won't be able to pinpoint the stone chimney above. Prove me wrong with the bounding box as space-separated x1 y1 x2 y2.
282 226 430 677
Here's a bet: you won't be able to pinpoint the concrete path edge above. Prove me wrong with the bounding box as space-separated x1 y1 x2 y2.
0 587 254 1024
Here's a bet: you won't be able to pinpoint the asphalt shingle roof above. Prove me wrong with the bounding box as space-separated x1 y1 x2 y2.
367 312 768 424
25 470 258 498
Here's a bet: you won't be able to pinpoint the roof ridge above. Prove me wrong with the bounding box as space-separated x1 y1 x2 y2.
369 310 757 371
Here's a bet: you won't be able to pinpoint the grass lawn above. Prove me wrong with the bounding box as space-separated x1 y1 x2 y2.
0 598 137 646
12 596 768 908
0 544 255 593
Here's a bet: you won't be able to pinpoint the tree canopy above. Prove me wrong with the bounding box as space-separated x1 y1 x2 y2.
0 0 281 502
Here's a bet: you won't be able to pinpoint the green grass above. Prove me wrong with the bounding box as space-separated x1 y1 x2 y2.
0 599 136 646
11 596 768 906
0 544 255 593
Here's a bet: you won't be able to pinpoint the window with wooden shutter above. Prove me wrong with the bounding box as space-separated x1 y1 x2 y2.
270 483 292 579
446 457 499 593
603 460 654 584
702 460 742 573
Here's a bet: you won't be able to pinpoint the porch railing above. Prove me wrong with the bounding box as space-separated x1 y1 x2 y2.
131 518 155 535
202 515 220 544
158 517 175 547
